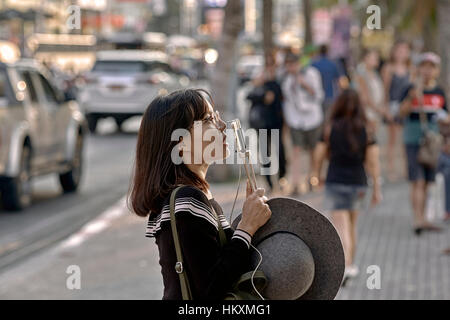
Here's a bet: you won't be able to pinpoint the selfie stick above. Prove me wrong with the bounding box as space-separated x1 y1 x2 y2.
230 119 258 192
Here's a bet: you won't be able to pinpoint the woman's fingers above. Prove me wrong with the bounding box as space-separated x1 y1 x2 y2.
254 188 265 197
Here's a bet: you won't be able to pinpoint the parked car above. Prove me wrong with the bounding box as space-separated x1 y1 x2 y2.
0 60 87 211
78 50 190 133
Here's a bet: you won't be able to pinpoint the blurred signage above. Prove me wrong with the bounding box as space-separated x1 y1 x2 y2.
27 33 96 52
312 9 332 45
203 0 227 8
4 0 40 9
77 0 107 10
82 14 125 29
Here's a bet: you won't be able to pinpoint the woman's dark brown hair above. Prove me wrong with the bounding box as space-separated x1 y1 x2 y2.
326 88 368 154
128 89 211 217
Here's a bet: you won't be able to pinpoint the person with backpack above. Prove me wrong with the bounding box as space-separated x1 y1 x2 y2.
281 53 324 195
398 52 448 235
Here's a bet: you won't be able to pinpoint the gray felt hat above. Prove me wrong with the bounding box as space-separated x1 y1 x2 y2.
232 197 345 300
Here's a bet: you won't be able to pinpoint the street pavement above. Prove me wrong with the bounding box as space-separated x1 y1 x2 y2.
0 175 448 299
0 119 139 270
0 109 449 300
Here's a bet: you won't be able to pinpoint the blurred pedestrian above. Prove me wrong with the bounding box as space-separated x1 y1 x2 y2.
312 89 382 283
381 41 414 181
281 53 324 195
437 118 450 222
129 89 271 299
311 44 346 116
355 49 387 133
275 46 294 82
398 52 448 235
247 53 287 193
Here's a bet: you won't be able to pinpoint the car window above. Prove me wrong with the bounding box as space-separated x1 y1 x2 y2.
147 62 171 73
37 74 58 103
93 61 148 73
18 71 38 103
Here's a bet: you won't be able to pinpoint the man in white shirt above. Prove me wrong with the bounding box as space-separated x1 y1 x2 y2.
282 53 324 195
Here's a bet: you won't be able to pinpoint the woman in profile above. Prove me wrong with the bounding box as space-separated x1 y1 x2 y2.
355 49 387 133
382 41 414 180
312 89 382 283
128 89 271 300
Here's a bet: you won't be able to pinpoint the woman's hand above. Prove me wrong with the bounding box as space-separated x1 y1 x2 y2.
264 90 275 105
381 108 393 123
239 183 271 237
408 87 418 101
371 185 382 207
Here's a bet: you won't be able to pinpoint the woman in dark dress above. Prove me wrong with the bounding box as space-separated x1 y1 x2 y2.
128 89 271 300
312 89 382 283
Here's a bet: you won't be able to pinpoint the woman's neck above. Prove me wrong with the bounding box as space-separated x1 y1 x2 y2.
185 163 212 199
424 78 437 89
393 61 408 73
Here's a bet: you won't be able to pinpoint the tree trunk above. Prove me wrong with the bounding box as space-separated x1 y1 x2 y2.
437 0 450 100
423 18 438 52
263 0 273 57
302 0 313 47
208 0 243 182
210 0 243 115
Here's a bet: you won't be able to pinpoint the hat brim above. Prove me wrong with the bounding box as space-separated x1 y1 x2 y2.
232 197 345 300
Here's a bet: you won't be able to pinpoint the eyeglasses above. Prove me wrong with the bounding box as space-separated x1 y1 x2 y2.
202 110 226 130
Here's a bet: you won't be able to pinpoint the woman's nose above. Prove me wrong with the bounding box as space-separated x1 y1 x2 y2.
217 118 226 131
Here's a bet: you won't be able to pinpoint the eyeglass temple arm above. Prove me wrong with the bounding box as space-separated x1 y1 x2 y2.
230 120 258 193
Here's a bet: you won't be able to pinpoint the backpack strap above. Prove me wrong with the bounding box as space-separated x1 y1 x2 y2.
170 185 193 300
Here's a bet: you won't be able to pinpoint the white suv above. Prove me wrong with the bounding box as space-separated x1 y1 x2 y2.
0 60 87 211
78 50 190 133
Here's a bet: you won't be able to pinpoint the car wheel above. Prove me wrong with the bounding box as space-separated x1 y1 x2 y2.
2 145 32 211
59 134 83 193
87 115 98 133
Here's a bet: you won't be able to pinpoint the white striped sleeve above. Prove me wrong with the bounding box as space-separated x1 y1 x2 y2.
232 229 252 249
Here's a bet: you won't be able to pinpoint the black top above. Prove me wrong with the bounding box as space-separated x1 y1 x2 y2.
247 80 284 129
389 72 410 102
263 80 284 129
321 120 376 186
146 185 252 300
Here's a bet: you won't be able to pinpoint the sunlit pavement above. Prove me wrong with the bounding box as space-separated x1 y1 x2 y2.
0 177 448 299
